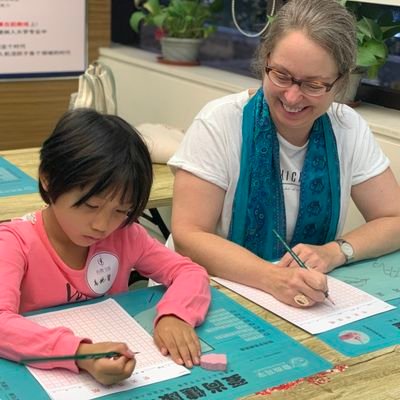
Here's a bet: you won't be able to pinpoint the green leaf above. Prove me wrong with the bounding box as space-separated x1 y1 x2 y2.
364 39 387 60
357 18 373 39
129 11 146 33
357 47 377 67
357 17 382 40
143 0 161 15
369 19 383 41
153 13 166 28
357 40 386 68
356 31 365 45
346 0 397 77
130 0 218 39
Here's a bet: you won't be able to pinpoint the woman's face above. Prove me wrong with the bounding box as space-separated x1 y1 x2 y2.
263 30 340 142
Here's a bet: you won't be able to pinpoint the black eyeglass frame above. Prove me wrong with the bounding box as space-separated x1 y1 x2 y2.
265 65 342 94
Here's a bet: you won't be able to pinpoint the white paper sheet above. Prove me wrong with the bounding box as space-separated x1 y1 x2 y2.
26 299 189 400
212 276 395 334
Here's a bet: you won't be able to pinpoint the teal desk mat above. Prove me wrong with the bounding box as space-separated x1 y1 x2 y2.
318 297 400 357
0 286 332 400
318 251 400 357
0 157 37 197
329 250 400 301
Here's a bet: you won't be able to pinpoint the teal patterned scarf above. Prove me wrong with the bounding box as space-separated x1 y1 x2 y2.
228 88 340 260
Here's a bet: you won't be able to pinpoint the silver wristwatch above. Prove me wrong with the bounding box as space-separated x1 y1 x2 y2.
334 239 354 264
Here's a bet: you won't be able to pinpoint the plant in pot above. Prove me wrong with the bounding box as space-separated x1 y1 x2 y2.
130 0 222 64
339 0 400 104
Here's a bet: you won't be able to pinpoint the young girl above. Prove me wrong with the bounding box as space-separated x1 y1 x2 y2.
0 109 211 385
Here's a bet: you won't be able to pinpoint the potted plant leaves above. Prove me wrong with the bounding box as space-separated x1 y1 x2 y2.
340 0 400 104
130 0 222 64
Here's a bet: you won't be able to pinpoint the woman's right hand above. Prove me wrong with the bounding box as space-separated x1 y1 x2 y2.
76 342 136 385
269 264 329 307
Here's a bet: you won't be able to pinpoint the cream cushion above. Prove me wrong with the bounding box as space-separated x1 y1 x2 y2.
137 123 184 164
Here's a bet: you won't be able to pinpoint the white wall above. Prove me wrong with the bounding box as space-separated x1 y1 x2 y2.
99 45 400 238
343 127 400 232
356 0 399 5
99 46 259 131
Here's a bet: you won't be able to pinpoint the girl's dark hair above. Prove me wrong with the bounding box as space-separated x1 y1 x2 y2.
39 108 153 225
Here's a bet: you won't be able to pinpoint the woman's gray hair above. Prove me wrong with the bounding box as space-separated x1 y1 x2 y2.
252 0 357 99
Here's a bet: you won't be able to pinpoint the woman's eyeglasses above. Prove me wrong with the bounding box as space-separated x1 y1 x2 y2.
265 65 341 97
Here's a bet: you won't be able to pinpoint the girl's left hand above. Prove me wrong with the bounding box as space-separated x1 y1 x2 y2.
153 315 201 368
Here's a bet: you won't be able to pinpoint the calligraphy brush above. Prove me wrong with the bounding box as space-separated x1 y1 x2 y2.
20 351 139 364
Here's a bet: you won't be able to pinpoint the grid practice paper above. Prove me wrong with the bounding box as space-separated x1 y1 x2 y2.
26 299 189 400
212 276 395 334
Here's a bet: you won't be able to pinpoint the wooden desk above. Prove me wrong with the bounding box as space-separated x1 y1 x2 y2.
0 282 397 399
0 147 174 221
220 283 399 400
1 150 399 399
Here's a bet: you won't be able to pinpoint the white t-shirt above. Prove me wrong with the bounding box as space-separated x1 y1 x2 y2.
168 90 389 240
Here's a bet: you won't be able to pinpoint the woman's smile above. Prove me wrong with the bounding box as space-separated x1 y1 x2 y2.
280 100 308 114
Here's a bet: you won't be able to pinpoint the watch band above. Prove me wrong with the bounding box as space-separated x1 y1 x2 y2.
334 239 354 263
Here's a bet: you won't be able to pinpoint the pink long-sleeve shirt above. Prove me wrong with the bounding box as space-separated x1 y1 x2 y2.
0 211 210 372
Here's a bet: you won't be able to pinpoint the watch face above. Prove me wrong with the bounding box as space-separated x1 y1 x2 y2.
342 242 354 257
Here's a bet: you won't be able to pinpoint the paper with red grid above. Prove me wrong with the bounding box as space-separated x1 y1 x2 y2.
212 276 394 334
26 299 189 400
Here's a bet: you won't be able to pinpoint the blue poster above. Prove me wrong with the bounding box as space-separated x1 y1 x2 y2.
330 251 400 301
0 157 37 197
318 297 400 357
0 287 332 400
319 251 400 356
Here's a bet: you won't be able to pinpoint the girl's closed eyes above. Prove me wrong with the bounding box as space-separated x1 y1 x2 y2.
83 201 132 215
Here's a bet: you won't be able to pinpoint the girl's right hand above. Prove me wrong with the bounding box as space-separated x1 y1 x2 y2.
76 342 136 385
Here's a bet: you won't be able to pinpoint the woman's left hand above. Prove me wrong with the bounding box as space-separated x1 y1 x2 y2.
279 243 340 273
153 315 201 368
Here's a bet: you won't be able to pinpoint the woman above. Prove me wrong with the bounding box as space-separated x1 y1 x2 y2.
168 0 400 308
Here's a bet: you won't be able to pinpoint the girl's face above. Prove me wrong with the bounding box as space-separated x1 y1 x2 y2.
263 30 340 143
45 186 132 248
